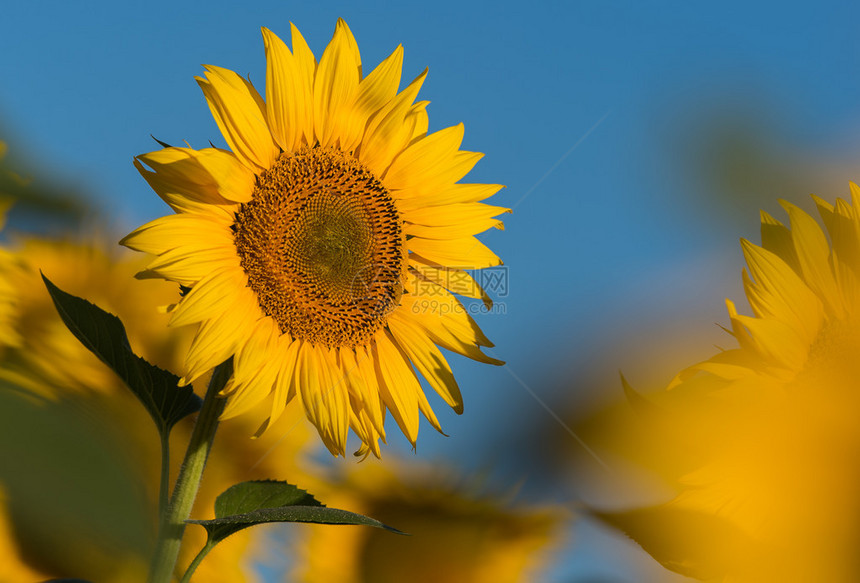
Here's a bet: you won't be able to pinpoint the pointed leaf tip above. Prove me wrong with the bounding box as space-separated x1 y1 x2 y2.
150 135 173 149
41 273 201 435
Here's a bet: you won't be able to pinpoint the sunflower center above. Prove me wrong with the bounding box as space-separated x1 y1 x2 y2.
232 146 404 348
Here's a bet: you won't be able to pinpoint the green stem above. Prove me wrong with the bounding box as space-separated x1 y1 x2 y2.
148 360 232 583
178 540 216 583
158 432 170 520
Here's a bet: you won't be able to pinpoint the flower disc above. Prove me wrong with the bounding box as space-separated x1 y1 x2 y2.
233 146 403 348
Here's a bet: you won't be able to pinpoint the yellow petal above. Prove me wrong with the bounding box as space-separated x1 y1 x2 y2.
816 195 860 272
181 289 261 384
133 162 235 219
262 27 307 153
314 19 361 148
296 343 349 456
359 69 427 177
290 22 317 145
338 347 386 436
404 203 510 239
197 65 278 172
724 298 755 353
732 313 808 371
823 196 860 310
740 239 823 345
408 235 502 269
169 266 248 327
407 100 429 142
396 299 502 365
407 280 494 347
220 318 282 420
393 151 484 200
372 331 421 444
350 44 403 151
267 336 302 428
134 147 254 216
405 202 510 226
348 405 383 458
384 124 464 189
143 245 239 287
120 214 233 256
812 194 837 235
851 181 860 207
139 147 255 204
397 183 504 212
225 317 279 391
415 383 443 434
780 200 844 318
388 311 463 413
759 210 799 274
405 220 504 240
668 348 759 389
407 256 493 308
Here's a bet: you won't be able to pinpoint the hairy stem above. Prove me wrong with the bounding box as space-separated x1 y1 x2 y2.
148 360 231 583
158 432 170 520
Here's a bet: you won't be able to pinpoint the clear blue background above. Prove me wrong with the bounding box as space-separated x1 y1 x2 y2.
2 1 860 580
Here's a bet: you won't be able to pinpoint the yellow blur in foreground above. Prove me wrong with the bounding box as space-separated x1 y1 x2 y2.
595 185 860 582
294 463 560 583
0 229 312 582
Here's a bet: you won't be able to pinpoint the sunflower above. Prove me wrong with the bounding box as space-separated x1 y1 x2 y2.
594 186 860 582
122 20 507 457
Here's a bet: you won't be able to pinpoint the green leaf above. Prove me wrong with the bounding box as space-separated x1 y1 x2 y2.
188 480 403 544
214 479 322 516
41 274 201 435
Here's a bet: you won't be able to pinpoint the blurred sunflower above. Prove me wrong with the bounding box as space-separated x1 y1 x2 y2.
595 185 860 582
0 199 18 351
293 463 560 583
121 19 508 457
0 145 18 350
0 232 313 582
0 237 189 398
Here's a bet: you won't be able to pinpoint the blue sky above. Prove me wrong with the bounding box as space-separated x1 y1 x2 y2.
2 1 860 580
